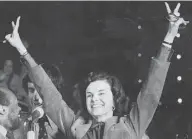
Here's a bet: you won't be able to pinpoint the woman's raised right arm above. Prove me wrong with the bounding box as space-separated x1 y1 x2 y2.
5 16 75 137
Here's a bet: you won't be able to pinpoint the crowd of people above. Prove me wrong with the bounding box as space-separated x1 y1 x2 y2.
0 2 189 139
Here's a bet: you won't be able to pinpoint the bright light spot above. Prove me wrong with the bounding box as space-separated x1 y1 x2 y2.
176 33 180 38
177 98 182 104
138 25 142 29
24 122 27 126
177 76 182 81
177 54 181 60
138 79 142 83
138 53 142 57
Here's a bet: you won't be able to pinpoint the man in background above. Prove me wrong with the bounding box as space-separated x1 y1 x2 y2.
0 60 28 106
0 87 21 139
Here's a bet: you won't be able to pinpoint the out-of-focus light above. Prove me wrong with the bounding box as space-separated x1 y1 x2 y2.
177 98 182 104
138 53 142 57
177 76 182 81
176 54 182 60
138 25 142 29
97 20 102 23
176 33 180 38
138 79 142 83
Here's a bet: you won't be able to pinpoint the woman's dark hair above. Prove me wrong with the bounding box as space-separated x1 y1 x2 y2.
79 71 127 121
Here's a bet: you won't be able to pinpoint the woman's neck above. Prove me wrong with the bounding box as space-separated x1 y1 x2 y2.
93 111 113 122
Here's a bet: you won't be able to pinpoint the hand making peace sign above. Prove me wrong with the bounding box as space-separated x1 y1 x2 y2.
164 2 189 41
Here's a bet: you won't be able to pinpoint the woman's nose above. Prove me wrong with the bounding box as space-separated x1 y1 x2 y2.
92 94 99 102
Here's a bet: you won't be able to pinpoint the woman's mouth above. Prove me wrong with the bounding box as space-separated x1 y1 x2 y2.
91 104 104 108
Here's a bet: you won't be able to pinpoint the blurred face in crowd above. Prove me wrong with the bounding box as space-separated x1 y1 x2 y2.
3 60 13 75
27 82 42 107
0 88 21 130
72 84 81 106
86 80 114 121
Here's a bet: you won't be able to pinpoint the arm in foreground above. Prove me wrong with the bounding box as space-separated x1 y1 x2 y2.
128 2 189 137
5 16 75 137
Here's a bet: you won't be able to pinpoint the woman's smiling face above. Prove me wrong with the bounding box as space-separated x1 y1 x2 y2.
86 80 114 118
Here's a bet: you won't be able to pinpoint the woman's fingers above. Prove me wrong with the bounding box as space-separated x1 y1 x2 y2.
165 2 172 14
11 21 15 29
14 16 21 32
173 3 181 16
5 34 12 41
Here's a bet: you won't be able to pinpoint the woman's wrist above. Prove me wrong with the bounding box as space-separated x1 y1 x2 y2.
162 42 172 49
16 43 28 56
163 33 175 49
164 33 175 44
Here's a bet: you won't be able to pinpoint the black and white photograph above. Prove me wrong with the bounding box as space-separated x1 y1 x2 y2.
0 1 191 139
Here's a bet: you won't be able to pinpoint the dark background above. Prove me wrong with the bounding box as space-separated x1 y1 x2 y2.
0 2 192 139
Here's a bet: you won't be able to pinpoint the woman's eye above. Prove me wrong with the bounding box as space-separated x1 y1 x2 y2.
99 92 104 96
28 88 35 93
87 94 92 98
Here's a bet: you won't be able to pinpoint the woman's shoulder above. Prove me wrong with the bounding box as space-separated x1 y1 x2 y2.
71 115 92 139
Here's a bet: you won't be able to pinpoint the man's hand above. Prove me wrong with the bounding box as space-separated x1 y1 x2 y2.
164 2 189 43
5 16 27 55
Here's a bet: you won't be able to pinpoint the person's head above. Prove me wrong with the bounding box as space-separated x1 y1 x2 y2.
72 83 82 113
80 71 126 122
23 76 43 107
0 87 21 131
23 64 64 107
3 60 13 75
42 64 64 91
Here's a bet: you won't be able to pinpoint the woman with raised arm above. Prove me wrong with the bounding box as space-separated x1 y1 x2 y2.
4 2 189 139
